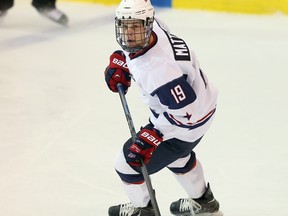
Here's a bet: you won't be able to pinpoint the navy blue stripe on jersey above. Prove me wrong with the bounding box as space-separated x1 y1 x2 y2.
150 108 159 118
164 108 216 130
199 68 207 88
151 75 196 109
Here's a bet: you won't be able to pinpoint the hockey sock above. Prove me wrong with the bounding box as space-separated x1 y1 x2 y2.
123 181 150 208
171 159 206 198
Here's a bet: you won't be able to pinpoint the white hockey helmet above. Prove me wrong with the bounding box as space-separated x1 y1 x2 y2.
115 0 155 53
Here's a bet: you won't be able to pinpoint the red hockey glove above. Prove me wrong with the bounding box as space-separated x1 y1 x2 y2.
104 50 131 94
127 124 163 167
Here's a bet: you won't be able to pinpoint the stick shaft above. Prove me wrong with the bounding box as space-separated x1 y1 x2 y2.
117 84 161 216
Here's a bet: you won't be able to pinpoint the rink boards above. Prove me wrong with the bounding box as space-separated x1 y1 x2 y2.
66 0 288 15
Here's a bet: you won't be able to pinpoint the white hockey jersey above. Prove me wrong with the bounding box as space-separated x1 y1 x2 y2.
123 19 218 142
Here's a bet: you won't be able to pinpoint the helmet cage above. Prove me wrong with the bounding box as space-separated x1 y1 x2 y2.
115 17 154 53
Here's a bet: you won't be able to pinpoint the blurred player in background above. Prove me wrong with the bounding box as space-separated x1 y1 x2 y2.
104 0 222 215
0 0 68 25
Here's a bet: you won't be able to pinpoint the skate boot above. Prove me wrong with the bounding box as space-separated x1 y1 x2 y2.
37 7 68 26
170 183 221 216
108 201 155 216
0 10 7 18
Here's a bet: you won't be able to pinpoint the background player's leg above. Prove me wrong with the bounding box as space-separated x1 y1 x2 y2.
31 0 68 25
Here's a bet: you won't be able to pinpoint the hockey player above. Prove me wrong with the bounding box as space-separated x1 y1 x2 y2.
0 0 68 25
104 0 222 215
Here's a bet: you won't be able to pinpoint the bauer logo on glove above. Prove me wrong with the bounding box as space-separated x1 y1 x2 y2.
104 50 131 94
126 124 163 167
112 57 128 69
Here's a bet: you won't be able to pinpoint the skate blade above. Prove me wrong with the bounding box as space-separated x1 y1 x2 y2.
176 211 223 216
195 211 224 216
173 210 224 216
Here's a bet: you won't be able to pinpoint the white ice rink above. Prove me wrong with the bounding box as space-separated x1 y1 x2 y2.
1 1 288 215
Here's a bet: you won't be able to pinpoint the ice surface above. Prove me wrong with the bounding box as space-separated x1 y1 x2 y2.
1 1 288 215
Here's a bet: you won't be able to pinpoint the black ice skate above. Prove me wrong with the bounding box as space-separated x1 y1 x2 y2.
170 183 222 216
0 10 7 18
108 201 155 216
37 8 68 26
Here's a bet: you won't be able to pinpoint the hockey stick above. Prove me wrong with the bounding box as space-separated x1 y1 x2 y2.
117 83 161 216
